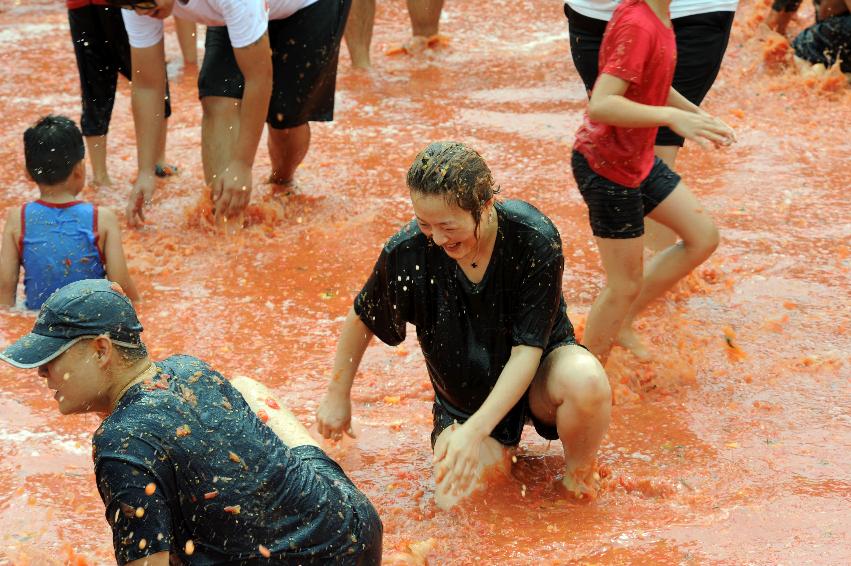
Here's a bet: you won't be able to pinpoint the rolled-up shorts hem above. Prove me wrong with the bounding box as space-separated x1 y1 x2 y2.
572 150 680 239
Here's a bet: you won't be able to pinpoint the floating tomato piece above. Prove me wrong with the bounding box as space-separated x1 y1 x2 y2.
265 397 280 410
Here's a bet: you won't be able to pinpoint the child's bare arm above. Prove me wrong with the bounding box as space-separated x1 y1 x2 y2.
98 207 141 303
666 88 702 114
0 208 21 307
588 73 673 127
589 74 734 149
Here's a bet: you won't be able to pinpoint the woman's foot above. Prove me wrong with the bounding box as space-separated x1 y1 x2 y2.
615 326 651 361
559 462 601 500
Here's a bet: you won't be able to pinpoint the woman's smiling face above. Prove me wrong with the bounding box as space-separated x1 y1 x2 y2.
411 191 481 261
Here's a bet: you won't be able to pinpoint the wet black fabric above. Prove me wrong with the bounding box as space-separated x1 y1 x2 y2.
793 15 851 72
431 391 559 448
93 355 381 565
198 0 351 129
355 200 576 440
572 149 681 239
68 5 171 136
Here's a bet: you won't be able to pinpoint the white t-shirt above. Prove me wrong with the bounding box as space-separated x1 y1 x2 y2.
564 0 739 21
123 0 318 49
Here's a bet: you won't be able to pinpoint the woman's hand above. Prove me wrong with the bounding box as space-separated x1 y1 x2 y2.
434 422 488 495
316 391 355 440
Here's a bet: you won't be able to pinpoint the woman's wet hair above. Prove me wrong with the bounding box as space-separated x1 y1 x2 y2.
23 115 85 186
407 142 499 234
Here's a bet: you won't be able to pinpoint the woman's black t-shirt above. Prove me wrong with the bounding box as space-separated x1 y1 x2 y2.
355 199 575 421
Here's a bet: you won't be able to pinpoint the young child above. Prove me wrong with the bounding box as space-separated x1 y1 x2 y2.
0 115 140 309
571 0 735 363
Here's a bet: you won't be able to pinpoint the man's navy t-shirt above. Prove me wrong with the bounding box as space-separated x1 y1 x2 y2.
93 355 377 565
354 200 576 427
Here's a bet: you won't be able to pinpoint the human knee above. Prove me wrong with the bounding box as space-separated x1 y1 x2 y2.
555 354 611 412
694 222 719 260
606 277 642 303
201 95 239 119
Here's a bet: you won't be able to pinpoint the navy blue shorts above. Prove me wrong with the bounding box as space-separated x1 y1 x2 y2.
571 150 681 239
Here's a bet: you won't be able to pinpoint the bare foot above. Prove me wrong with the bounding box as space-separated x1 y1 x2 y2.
387 34 450 56
266 176 298 196
615 326 651 361
403 35 429 55
558 462 601 500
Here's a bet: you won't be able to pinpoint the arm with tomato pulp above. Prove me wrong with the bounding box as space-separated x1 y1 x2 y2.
316 307 375 438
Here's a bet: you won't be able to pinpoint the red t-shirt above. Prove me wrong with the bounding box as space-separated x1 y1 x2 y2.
66 0 110 9
573 0 677 188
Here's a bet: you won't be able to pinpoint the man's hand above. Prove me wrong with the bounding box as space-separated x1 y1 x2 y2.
316 391 355 440
211 160 252 223
668 109 736 150
434 422 487 495
126 173 156 227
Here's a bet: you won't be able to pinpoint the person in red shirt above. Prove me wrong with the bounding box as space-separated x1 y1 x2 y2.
571 0 735 364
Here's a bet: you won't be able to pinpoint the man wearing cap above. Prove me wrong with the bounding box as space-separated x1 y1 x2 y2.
0 279 381 565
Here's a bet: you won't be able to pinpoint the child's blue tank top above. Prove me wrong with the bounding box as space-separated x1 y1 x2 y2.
20 200 107 310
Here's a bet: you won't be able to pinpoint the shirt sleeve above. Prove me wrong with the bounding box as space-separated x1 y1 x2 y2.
216 0 269 48
121 10 164 49
599 23 654 85
97 457 174 565
354 248 412 347
511 249 564 350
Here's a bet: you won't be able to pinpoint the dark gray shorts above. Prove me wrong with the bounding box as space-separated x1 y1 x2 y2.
572 150 681 239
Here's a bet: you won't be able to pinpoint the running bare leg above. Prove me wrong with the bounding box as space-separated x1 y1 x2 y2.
583 236 644 363
644 145 680 252
619 181 719 344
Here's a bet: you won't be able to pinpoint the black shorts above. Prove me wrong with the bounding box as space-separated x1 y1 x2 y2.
430 342 582 448
68 5 171 137
292 445 382 565
792 15 851 73
571 150 681 239
198 0 352 129
564 5 735 147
